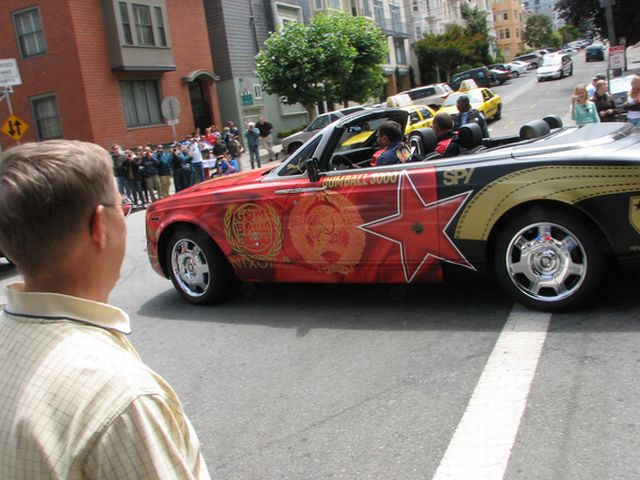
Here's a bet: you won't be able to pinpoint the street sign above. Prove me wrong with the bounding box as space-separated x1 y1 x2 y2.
2 115 28 141
0 59 22 88
609 45 625 70
161 96 181 121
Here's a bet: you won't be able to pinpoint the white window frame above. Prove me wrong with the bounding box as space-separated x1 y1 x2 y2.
13 6 47 58
275 3 303 28
253 83 263 100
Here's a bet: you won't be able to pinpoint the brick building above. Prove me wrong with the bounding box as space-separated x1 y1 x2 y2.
0 0 220 151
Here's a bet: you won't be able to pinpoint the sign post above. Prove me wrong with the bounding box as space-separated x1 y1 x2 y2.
161 96 181 142
0 59 23 145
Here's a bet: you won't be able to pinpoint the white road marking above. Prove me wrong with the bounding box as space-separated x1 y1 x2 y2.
432 304 551 480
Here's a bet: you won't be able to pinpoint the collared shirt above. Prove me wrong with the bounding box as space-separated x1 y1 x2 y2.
0 283 211 480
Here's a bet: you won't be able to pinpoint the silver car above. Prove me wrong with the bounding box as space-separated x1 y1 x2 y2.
281 106 365 156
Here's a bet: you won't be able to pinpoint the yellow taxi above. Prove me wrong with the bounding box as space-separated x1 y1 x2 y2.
341 101 436 147
439 80 502 121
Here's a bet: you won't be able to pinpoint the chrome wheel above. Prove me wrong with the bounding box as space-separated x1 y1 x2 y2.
170 238 211 298
505 222 586 303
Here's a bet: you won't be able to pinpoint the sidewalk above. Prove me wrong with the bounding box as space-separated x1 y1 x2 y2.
238 142 283 172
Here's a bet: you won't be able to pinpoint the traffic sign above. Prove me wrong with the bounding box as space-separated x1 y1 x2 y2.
161 96 181 121
0 59 22 88
609 45 625 70
2 115 28 141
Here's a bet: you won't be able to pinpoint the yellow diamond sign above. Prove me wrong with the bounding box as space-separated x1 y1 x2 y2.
2 115 29 141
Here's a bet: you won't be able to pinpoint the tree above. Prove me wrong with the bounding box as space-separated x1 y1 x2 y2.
555 0 640 45
415 24 489 84
256 11 387 118
461 4 494 65
523 15 555 48
559 24 581 44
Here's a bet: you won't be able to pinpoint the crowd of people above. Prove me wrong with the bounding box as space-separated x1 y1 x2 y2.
572 73 640 125
110 117 277 208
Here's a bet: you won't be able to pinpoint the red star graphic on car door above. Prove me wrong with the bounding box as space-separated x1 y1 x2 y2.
359 171 475 283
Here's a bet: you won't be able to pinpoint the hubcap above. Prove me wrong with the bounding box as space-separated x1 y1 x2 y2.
505 222 587 302
170 238 210 298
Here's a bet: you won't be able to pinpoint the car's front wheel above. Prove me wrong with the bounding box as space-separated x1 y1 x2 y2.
512 71 520 78
493 209 604 311
166 227 234 305
494 104 502 120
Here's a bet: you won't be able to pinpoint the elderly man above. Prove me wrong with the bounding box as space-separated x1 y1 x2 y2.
0 140 211 479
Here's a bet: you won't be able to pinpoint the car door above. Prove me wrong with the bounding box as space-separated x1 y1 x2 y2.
482 89 498 118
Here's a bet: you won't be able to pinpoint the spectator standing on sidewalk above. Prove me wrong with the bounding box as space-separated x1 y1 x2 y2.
227 134 244 172
571 83 600 125
0 140 211 479
123 149 143 206
140 147 161 201
189 137 205 183
172 145 192 192
110 144 130 201
625 74 640 127
591 79 618 123
256 116 275 162
157 145 173 198
245 122 261 169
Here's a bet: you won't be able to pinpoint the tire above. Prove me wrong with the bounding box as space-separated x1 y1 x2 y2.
494 104 502 121
569 66 573 76
166 227 234 305
493 208 604 311
287 143 302 155
512 71 520 78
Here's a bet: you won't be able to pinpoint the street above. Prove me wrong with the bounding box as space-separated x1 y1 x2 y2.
3 53 640 480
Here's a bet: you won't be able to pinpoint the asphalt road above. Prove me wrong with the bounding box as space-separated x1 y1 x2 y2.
2 52 640 480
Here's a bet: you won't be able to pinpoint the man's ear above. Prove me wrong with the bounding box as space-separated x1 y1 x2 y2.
90 205 108 249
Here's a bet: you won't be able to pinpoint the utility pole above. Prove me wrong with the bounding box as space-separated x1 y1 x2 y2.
600 0 616 46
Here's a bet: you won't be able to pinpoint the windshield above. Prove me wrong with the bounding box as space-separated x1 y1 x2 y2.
542 56 562 67
443 91 483 107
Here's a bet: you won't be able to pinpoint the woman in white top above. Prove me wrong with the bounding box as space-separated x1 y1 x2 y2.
625 74 640 126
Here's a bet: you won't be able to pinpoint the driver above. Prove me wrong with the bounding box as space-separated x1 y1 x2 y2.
372 121 410 166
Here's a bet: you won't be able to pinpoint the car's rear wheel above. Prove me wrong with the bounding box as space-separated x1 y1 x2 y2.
494 104 502 120
166 227 234 305
493 209 604 311
512 71 520 78
287 142 302 155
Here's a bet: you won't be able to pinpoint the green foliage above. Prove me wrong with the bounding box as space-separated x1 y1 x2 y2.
555 0 640 44
523 15 555 48
550 32 563 49
277 125 306 139
256 10 387 113
414 24 489 83
494 50 506 63
559 24 581 43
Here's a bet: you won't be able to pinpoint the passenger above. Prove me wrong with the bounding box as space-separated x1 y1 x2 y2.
432 112 460 158
571 83 600 125
453 95 489 137
372 121 411 166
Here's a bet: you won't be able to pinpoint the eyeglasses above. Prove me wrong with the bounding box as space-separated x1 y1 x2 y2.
104 202 133 217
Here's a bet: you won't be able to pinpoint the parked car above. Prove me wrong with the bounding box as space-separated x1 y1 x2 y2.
490 63 523 78
536 53 574 81
585 44 605 62
450 67 496 90
513 52 543 69
145 108 640 311
610 74 634 119
506 61 528 77
394 83 453 110
281 106 365 155
490 68 512 85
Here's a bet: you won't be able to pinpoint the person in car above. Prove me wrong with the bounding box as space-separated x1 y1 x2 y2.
591 79 618 122
571 83 600 125
373 121 411 166
432 112 460 158
453 95 489 138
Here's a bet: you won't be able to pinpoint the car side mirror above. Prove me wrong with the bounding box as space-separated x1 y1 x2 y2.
304 158 320 183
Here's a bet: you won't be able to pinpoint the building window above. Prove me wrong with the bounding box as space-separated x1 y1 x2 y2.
13 7 46 58
119 80 162 127
516 28 520 38
276 3 303 27
31 94 62 140
503 12 508 20
390 3 401 33
119 2 133 45
362 0 372 16
505 28 510 39
132 4 154 46
314 0 323 9
326 0 341 8
154 7 166 47
373 0 384 26
253 84 263 100
394 39 406 64
499 29 504 40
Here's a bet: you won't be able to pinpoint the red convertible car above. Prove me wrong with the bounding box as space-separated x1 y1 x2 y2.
146 108 640 311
